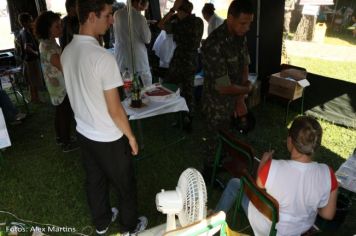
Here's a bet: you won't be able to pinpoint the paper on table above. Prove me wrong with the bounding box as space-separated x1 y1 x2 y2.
144 84 179 102
336 153 356 193
0 108 11 149
145 86 172 96
248 74 257 84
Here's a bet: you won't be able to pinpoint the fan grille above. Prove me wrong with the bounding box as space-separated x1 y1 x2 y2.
177 168 207 226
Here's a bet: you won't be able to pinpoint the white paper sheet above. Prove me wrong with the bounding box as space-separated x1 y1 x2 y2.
297 79 311 88
0 108 11 149
336 153 356 193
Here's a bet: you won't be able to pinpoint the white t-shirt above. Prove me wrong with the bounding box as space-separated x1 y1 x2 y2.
61 35 123 142
248 160 332 236
208 14 224 35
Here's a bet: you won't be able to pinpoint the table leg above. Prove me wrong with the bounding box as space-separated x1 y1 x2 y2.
285 100 292 124
301 89 305 115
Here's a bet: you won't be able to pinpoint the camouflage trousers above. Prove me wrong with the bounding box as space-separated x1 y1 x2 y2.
166 54 196 113
202 87 236 132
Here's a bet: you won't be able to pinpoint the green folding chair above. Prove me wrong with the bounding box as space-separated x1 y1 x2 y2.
210 129 255 189
234 174 279 236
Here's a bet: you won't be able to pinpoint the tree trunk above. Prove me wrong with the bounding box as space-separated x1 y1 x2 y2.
294 15 316 41
281 37 290 64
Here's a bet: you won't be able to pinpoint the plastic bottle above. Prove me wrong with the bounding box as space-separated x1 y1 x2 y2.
131 73 142 108
122 68 132 98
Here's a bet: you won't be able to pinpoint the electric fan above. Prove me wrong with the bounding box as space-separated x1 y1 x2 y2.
156 168 207 232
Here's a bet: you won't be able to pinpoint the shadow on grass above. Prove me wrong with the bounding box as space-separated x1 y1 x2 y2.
325 30 356 46
304 73 356 128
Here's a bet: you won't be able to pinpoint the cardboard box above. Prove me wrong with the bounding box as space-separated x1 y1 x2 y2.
269 69 309 100
280 68 307 80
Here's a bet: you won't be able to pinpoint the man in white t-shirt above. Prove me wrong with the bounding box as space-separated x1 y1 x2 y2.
60 0 147 235
202 3 224 35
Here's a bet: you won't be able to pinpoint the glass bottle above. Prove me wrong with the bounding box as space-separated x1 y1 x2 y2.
131 73 142 108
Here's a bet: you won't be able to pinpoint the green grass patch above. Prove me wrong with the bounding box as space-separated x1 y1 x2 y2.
0 96 355 235
289 29 355 46
324 31 356 46
289 55 356 84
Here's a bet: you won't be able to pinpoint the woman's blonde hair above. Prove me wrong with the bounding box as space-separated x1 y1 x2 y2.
288 116 322 156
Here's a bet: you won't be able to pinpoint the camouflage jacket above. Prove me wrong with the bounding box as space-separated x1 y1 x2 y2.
165 14 203 59
201 21 250 90
201 21 250 129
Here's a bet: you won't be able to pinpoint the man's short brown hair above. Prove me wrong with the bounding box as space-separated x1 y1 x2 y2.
18 12 33 27
228 0 254 18
77 0 114 24
202 3 215 17
179 1 193 14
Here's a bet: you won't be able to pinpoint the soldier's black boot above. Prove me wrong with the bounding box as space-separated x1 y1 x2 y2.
234 112 256 135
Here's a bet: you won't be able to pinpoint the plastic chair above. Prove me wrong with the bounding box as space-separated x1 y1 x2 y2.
234 174 279 236
210 129 255 188
163 211 228 236
0 67 29 113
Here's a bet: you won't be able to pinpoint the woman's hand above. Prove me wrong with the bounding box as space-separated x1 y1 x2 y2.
256 150 274 180
261 150 274 165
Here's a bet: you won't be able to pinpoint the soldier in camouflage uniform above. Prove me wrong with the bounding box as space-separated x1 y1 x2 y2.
202 0 254 132
158 0 203 127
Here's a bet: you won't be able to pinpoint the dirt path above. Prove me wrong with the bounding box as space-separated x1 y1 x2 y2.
285 40 356 62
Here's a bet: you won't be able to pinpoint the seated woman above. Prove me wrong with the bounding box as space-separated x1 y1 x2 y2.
215 116 338 235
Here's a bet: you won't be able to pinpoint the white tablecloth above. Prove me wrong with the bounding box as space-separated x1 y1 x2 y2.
0 108 11 149
122 96 189 120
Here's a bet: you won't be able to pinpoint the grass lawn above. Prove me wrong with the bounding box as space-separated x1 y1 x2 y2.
288 30 356 47
287 29 356 84
0 90 355 235
324 31 356 47
289 55 356 84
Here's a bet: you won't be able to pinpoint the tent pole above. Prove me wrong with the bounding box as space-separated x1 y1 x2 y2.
127 0 136 75
255 0 260 75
